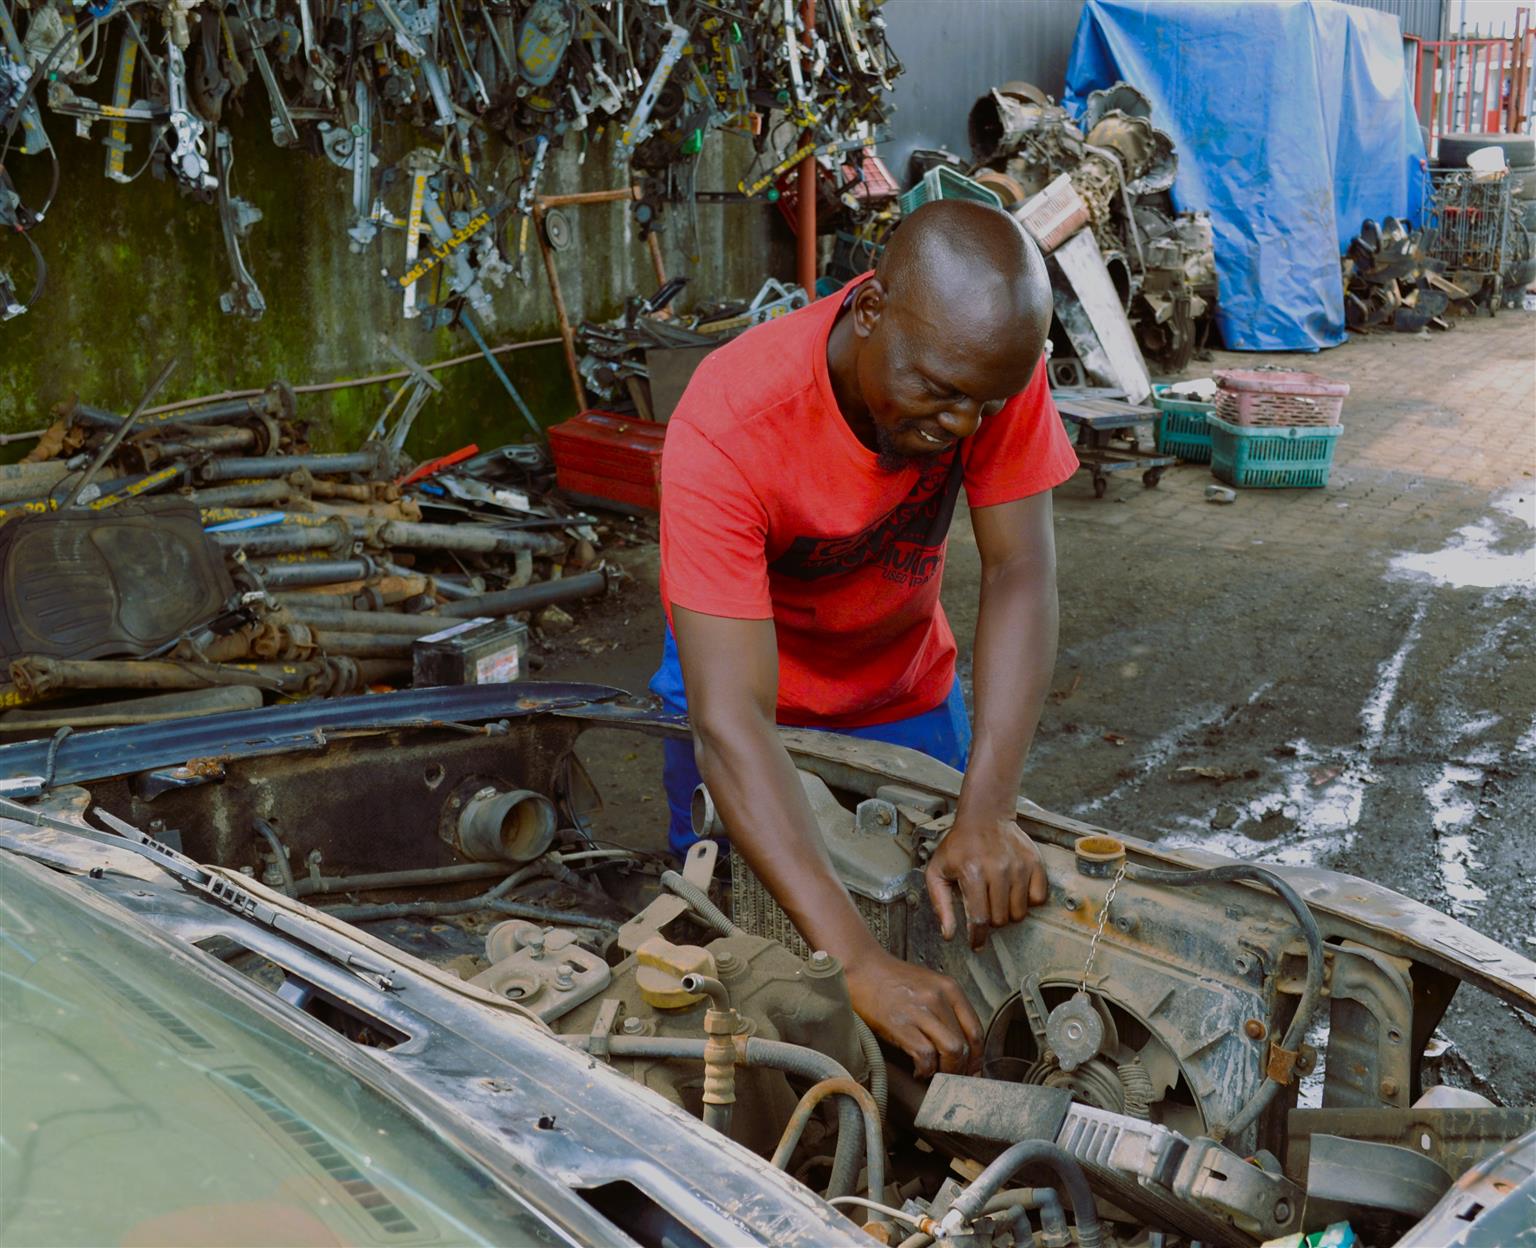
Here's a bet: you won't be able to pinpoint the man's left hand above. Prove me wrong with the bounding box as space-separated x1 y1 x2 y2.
925 816 1049 950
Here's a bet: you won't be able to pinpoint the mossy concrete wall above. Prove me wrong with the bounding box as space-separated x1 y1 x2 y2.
1 110 790 459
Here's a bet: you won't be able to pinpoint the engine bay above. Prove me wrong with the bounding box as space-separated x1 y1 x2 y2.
2 686 1532 1247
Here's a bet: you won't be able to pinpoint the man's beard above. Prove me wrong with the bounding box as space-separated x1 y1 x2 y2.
874 423 944 473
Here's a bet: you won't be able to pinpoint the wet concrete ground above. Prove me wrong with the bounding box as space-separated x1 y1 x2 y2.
540 311 1536 1107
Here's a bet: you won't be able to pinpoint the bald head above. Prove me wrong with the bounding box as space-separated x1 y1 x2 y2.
826 198 1054 471
876 199 1050 345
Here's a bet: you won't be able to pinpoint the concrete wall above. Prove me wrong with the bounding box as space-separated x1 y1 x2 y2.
879 0 1086 184
0 108 790 452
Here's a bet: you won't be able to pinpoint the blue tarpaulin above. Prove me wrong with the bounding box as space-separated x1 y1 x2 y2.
1064 0 1429 351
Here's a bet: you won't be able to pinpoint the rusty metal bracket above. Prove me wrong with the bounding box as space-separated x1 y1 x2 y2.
589 997 621 1061
1267 1042 1301 1086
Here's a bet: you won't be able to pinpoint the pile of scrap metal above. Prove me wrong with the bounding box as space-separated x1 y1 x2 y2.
1341 217 1464 331
0 365 617 731
964 80 1217 374
576 275 808 416
0 0 898 329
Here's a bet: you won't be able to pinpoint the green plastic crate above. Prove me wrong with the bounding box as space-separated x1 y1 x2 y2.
898 166 1004 216
1209 414 1343 489
1152 383 1214 464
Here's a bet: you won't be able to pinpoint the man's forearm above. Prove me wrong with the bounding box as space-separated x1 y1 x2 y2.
692 708 883 963
957 560 1058 820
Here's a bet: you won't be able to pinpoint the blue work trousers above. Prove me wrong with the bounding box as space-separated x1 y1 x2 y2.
650 627 971 855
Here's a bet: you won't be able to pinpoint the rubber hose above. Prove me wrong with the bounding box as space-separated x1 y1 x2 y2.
896 1189 1059 1248
315 863 619 930
588 1035 866 1202
852 1015 888 1125
769 1077 884 1206
658 869 739 936
947 1142 1101 1248
661 870 887 1130
251 819 296 895
1121 861 1325 1142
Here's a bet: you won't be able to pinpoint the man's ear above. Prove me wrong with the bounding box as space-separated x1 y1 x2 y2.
850 279 885 340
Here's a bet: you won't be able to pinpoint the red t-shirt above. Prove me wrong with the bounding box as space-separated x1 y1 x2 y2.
659 273 1079 729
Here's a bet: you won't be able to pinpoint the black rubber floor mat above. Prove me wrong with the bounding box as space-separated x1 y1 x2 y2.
0 501 233 663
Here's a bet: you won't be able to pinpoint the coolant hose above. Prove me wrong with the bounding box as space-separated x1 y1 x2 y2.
770 1077 884 1208
660 871 888 1126
945 1142 1101 1248
896 1189 1063 1248
1121 861 1325 1142
658 869 740 936
575 1034 869 1201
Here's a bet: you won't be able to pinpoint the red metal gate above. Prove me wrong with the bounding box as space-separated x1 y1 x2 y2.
1408 8 1536 153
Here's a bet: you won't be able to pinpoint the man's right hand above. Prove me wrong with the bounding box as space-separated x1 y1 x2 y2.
845 948 984 1078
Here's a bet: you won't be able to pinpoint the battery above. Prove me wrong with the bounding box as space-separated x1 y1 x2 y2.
412 617 529 687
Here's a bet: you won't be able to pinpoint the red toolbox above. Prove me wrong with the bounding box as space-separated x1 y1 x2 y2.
548 410 667 512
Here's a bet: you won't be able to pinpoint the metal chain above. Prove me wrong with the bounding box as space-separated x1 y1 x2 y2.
1080 858 1127 995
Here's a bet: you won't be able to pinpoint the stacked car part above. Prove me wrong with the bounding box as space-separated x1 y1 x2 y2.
956 80 1217 374
0 380 619 723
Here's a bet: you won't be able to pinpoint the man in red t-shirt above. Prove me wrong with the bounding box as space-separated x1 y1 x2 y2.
655 200 1078 1078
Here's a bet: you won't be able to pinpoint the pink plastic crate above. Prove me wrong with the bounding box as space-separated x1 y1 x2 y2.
1213 370 1349 427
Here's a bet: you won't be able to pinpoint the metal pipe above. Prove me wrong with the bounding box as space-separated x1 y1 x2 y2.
294 861 514 897
203 507 335 528
770 1077 884 1208
534 201 587 411
210 519 352 557
199 447 383 482
142 426 259 458
315 865 619 931
279 606 445 636
185 481 294 509
942 1142 1101 1248
377 560 482 601
364 518 565 557
795 0 817 294
438 568 611 618
536 186 642 208
0 462 70 503
0 686 262 732
7 655 331 698
248 557 377 587
63 356 179 509
354 659 411 687
309 630 414 659
73 392 284 430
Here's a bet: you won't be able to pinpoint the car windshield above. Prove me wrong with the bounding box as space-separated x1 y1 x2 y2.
0 852 569 1248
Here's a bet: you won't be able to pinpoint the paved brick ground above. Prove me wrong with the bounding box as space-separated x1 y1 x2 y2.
1050 314 1536 556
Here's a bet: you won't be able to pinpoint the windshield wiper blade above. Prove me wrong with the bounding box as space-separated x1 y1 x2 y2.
0 795 398 992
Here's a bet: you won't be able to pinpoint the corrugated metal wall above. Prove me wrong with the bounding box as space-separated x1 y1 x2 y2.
880 0 1086 184
1339 0 1445 39
879 0 1443 187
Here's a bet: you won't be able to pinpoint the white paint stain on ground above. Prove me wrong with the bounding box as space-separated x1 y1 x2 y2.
1161 603 1426 869
1516 717 1536 757
1073 682 1275 817
1389 488 1536 592
1157 740 1377 867
1425 763 1488 917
